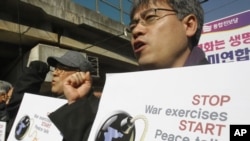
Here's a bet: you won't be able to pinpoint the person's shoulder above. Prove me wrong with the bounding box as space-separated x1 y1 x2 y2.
199 58 210 65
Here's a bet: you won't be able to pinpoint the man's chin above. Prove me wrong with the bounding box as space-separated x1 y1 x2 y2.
51 88 62 95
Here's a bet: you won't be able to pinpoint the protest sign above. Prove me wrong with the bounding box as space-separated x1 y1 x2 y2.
199 10 250 64
7 93 67 141
88 61 250 141
0 121 6 141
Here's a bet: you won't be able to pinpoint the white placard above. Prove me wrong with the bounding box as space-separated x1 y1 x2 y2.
0 121 6 141
88 61 250 141
7 93 67 141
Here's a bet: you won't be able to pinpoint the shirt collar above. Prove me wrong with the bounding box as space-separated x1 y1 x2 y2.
184 47 207 66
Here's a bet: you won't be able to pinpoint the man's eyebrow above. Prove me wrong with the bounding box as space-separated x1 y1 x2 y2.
129 18 139 25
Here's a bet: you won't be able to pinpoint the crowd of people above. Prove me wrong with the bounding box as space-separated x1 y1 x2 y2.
0 0 209 141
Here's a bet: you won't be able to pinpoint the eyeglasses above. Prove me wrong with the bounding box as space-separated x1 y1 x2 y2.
127 8 177 33
50 64 79 74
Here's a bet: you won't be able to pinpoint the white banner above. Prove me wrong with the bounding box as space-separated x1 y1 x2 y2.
0 121 6 141
7 93 67 141
88 61 250 141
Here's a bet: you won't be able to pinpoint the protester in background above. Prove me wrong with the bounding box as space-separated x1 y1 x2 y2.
47 0 210 141
47 50 99 141
0 80 13 141
0 80 13 121
6 60 49 138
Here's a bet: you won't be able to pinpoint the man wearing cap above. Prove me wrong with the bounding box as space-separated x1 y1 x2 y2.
47 50 99 141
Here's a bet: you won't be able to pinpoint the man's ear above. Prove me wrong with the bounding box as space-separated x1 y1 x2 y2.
182 14 197 37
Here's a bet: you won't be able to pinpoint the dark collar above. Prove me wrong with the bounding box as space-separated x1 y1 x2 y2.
184 47 209 66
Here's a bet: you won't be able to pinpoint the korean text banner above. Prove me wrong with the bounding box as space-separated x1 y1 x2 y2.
199 10 250 64
88 61 250 141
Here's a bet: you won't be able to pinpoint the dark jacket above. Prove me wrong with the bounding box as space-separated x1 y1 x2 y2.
184 47 210 66
0 103 8 121
6 61 49 138
48 93 99 141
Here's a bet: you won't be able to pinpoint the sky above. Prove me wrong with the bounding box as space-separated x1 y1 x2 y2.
202 0 250 23
73 0 250 25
